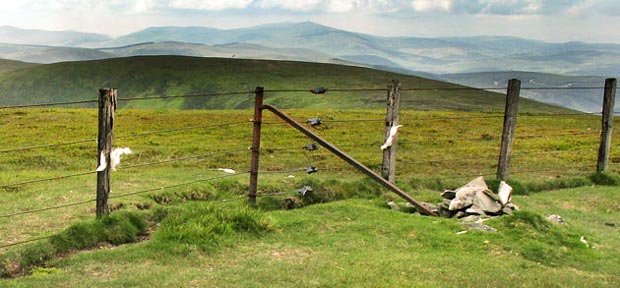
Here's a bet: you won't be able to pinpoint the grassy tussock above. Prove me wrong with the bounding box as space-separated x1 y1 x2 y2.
1 212 147 278
151 202 273 253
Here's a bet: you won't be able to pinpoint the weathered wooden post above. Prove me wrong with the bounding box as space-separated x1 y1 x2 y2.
597 78 617 173
382 80 401 182
248 87 264 206
96 88 116 218
497 79 521 180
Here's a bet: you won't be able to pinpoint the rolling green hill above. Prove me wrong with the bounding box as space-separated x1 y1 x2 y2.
0 55 570 113
0 58 39 74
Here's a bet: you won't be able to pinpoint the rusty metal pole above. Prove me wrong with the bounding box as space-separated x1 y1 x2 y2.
497 79 520 180
248 87 264 206
96 88 116 218
597 78 617 173
262 104 436 216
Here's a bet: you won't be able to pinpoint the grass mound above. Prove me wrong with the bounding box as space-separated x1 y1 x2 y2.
151 202 273 253
0 212 148 278
488 211 598 268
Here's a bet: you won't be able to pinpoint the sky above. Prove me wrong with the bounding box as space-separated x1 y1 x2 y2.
1 0 619 43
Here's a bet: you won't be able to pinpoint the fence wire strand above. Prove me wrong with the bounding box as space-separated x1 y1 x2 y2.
0 172 247 219
0 138 96 154
1 171 96 189
116 91 252 102
0 99 98 109
116 121 250 139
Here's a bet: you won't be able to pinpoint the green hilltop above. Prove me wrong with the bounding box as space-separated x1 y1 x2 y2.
0 58 39 74
0 55 570 112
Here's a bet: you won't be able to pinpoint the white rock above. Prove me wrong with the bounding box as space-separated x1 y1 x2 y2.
498 181 513 206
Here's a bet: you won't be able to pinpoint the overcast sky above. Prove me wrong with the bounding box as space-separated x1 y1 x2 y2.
1 0 619 43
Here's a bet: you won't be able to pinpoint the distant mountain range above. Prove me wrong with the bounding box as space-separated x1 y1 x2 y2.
437 72 609 113
2 22 619 76
1 22 618 112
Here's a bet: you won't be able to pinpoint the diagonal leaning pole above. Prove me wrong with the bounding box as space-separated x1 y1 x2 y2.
262 104 437 216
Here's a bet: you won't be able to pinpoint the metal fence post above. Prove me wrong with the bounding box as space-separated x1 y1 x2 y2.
96 88 116 218
382 80 401 182
597 78 617 173
497 79 520 180
248 87 264 206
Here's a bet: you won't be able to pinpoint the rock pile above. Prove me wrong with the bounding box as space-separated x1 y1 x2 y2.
436 176 518 219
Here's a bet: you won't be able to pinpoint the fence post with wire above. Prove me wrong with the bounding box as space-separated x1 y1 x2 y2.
596 78 617 173
382 80 402 183
497 79 521 180
96 88 117 218
248 87 264 206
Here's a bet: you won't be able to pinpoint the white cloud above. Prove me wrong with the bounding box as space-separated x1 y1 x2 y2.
170 0 253 10
256 0 324 11
411 0 452 12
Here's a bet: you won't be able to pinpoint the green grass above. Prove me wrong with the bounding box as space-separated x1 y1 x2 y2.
0 56 571 113
2 187 619 286
2 107 620 286
0 59 39 74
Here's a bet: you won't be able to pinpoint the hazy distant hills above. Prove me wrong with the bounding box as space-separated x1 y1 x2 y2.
0 43 113 64
438 71 609 113
0 58 39 74
1 22 619 77
100 41 336 63
0 25 111 47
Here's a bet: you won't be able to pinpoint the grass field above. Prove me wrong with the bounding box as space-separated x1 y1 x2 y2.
2 106 620 287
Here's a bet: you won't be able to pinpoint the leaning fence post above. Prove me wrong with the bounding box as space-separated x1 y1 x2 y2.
497 79 521 180
248 87 264 206
382 80 401 182
96 88 116 218
597 78 617 173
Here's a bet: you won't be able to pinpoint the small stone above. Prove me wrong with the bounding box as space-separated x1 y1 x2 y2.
462 176 488 189
460 215 481 222
580 236 591 248
454 211 467 218
506 203 519 211
387 201 401 211
546 214 568 225
420 202 438 214
502 206 514 215
281 197 300 210
465 206 485 216
498 181 513 206
473 191 503 215
463 222 498 233
449 186 479 210
297 185 313 196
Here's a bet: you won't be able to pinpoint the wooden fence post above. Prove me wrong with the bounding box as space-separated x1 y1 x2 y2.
382 80 401 183
96 88 116 218
248 87 264 206
597 78 617 173
497 79 521 180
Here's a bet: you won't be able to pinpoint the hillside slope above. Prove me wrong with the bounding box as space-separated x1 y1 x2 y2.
0 58 39 74
440 71 611 112
0 55 570 113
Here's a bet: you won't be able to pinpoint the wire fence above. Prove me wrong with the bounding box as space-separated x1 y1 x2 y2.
1 80 618 250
